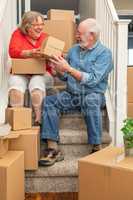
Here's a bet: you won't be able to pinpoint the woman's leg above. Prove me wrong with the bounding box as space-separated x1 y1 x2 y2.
8 75 28 107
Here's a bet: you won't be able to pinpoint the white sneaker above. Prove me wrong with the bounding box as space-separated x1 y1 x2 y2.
0 123 11 137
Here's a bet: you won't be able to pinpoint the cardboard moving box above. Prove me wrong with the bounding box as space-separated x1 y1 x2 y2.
47 9 75 22
0 151 24 200
6 107 32 131
127 67 133 103
0 133 20 158
79 146 133 200
128 103 133 118
41 36 65 58
11 58 45 74
43 20 76 52
9 127 40 170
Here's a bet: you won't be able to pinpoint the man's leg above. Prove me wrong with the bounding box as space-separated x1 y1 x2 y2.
40 91 80 166
81 93 103 152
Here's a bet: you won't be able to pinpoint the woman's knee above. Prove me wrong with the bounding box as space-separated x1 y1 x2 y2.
30 89 45 107
9 89 24 107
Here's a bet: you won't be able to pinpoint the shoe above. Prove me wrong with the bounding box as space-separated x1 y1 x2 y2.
91 144 102 154
39 148 64 166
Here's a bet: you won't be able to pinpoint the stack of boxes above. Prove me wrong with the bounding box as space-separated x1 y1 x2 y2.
0 107 40 200
5 107 40 170
0 132 24 200
44 9 76 53
127 67 133 117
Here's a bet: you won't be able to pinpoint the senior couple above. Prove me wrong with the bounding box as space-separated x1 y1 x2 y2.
8 11 113 166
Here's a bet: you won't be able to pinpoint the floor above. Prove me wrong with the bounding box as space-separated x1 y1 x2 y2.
25 193 78 200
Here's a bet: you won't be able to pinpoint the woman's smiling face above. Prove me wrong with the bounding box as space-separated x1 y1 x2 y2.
27 16 44 40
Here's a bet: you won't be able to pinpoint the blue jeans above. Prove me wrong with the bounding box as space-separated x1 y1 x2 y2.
41 91 105 144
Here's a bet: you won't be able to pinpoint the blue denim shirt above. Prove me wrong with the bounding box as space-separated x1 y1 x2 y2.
61 41 113 95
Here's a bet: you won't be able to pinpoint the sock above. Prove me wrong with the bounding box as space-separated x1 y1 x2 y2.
47 139 58 150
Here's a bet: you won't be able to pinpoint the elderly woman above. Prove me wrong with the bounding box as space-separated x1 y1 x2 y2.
8 11 53 124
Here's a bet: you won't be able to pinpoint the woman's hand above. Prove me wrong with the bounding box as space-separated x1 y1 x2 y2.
21 48 44 58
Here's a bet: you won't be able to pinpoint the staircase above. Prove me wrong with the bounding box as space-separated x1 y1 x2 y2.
25 78 112 193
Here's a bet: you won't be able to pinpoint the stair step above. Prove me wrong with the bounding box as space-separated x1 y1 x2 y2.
59 111 107 130
25 157 79 192
40 129 111 158
59 129 112 145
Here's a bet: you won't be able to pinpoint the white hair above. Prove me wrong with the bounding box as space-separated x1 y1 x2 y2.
80 18 101 39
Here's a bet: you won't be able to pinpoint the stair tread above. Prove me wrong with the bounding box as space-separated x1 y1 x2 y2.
26 156 82 178
60 129 112 144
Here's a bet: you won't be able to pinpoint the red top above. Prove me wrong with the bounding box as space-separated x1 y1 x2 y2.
9 28 52 74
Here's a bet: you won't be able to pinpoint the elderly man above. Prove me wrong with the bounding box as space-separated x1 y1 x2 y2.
40 18 113 166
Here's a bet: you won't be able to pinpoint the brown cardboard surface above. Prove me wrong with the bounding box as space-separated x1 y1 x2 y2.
43 20 76 52
0 151 24 200
11 58 46 74
127 67 133 103
128 103 133 118
9 128 40 170
47 9 75 22
6 107 32 131
0 134 20 158
79 146 133 200
0 139 8 158
41 36 65 58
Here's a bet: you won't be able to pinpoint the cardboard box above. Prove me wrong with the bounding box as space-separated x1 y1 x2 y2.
43 20 76 52
11 58 46 74
0 133 20 158
47 9 75 22
128 103 133 118
6 107 32 131
0 151 24 200
127 67 133 103
0 139 8 158
9 127 40 170
41 36 65 58
79 146 133 200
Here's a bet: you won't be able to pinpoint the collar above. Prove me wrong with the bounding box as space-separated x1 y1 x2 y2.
78 40 100 51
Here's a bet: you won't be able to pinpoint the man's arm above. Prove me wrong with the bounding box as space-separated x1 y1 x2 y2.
80 49 113 87
49 55 82 81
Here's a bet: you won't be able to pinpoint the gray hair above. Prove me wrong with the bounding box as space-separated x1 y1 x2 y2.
19 11 44 34
80 18 101 39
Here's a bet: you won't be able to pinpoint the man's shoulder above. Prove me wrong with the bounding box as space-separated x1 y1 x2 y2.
96 42 112 56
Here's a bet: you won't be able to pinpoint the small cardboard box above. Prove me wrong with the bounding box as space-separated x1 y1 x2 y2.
11 58 46 74
79 146 133 200
0 151 24 200
47 9 75 22
0 133 20 158
41 36 65 58
128 103 133 118
9 127 40 170
43 20 76 53
127 67 133 103
6 107 32 131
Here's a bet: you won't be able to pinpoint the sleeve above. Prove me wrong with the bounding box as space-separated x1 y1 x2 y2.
9 30 24 58
80 49 113 87
57 48 73 81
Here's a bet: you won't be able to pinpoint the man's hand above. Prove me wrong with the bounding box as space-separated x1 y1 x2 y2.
49 55 71 73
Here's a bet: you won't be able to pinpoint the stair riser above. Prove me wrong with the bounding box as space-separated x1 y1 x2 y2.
60 116 107 130
59 144 91 158
25 177 78 193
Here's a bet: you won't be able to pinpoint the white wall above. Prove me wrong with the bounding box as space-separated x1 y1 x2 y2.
0 0 17 124
113 0 133 10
